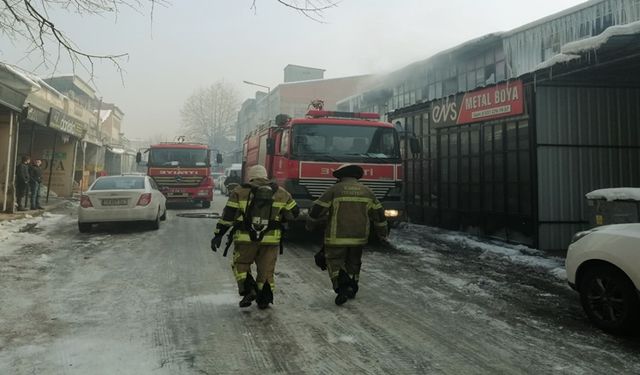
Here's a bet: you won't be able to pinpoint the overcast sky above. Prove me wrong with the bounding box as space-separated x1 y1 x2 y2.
1 0 586 140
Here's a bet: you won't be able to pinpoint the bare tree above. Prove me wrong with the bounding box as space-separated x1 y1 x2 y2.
252 0 340 22
180 82 240 151
0 0 167 80
0 1 340 79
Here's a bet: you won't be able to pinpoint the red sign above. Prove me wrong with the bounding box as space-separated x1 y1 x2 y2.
430 80 524 127
299 162 397 181
457 81 524 124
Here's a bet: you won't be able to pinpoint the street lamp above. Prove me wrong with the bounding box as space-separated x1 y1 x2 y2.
243 80 270 94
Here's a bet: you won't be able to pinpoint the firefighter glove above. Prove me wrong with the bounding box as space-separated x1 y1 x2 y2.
211 235 223 252
314 249 327 271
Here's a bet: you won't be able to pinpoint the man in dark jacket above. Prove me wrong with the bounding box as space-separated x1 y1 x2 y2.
29 159 44 210
15 155 31 211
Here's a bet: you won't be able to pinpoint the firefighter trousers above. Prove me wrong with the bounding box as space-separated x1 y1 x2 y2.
232 243 279 295
324 246 363 290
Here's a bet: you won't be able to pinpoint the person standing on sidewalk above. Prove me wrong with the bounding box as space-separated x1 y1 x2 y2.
29 159 44 210
211 165 299 309
306 164 388 306
14 155 31 211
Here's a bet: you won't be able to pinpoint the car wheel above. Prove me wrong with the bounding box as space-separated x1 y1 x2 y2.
78 223 92 233
160 207 167 221
202 201 211 209
578 264 640 334
150 211 160 230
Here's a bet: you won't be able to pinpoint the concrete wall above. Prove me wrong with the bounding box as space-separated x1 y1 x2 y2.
0 112 17 211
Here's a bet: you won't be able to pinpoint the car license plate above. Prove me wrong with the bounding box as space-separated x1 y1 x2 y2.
102 198 129 206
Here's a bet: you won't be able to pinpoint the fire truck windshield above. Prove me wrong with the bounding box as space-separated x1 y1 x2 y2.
291 124 400 161
148 148 209 168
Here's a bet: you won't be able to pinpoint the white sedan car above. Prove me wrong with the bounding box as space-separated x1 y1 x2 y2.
566 224 640 334
78 175 167 233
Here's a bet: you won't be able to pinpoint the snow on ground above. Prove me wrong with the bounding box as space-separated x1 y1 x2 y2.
0 213 73 257
390 223 567 280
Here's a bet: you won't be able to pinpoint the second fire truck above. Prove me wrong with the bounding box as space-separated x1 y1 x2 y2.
243 104 405 223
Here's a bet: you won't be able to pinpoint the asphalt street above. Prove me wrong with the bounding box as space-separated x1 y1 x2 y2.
1 193 639 374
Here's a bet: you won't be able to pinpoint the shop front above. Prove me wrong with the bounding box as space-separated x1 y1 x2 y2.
391 80 535 245
0 67 35 212
41 108 85 198
393 37 640 251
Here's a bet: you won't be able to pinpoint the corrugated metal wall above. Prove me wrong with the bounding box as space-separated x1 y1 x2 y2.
536 85 640 249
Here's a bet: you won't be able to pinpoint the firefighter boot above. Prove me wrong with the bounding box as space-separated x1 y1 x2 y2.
334 270 353 306
347 275 359 299
239 275 257 308
256 282 273 310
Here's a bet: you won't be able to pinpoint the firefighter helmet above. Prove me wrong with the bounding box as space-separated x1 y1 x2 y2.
332 164 364 179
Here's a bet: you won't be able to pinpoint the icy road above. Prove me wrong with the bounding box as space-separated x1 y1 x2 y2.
1 196 639 374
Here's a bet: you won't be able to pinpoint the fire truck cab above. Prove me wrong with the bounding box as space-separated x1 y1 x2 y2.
243 108 404 223
137 141 215 208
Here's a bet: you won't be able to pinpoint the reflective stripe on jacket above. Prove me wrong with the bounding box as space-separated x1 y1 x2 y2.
215 178 298 245
308 177 387 246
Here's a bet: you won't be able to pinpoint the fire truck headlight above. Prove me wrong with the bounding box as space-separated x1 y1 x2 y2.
384 209 400 218
197 190 209 196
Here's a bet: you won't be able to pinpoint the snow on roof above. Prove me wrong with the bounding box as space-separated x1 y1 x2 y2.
586 188 640 201
1 64 70 98
99 109 112 123
0 63 41 90
534 53 581 71
561 20 640 55
532 20 640 72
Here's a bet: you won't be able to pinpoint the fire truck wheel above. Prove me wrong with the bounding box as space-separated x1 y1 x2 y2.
202 201 211 209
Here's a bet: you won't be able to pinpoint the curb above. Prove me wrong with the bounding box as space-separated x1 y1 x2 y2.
0 199 72 223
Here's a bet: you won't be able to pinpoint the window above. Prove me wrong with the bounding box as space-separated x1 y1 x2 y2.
148 148 208 168
291 124 400 159
280 131 290 155
92 177 145 190
444 77 458 96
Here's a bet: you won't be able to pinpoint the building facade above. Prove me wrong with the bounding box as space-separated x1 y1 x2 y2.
0 67 135 212
339 0 640 116
387 1 640 250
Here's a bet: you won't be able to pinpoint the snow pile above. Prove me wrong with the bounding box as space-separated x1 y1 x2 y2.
391 224 566 280
585 187 640 201
0 214 70 256
561 20 640 55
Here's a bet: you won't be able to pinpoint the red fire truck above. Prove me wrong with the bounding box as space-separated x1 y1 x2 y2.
243 107 404 223
137 141 216 208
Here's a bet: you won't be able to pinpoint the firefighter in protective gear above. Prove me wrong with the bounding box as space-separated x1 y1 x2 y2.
212 165 299 309
306 164 388 305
